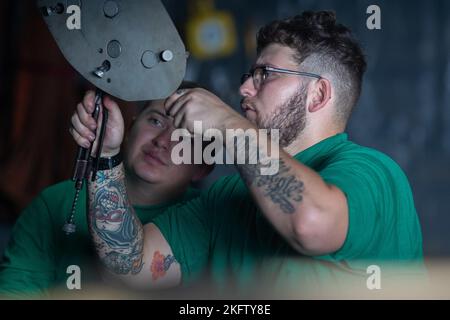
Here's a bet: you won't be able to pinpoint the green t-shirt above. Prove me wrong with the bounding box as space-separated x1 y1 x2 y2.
153 133 424 296
0 180 200 298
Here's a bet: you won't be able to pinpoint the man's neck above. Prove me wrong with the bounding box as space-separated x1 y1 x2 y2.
125 174 187 207
284 127 343 156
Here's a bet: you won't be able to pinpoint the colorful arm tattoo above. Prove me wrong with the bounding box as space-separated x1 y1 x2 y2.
88 164 144 275
150 251 177 281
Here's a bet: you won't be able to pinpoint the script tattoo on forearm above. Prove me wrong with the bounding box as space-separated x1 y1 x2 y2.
235 138 304 214
88 164 144 275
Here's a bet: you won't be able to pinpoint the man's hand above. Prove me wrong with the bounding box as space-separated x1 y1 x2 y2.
69 90 124 157
164 88 244 134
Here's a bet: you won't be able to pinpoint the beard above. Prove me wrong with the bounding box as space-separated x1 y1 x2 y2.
257 83 308 148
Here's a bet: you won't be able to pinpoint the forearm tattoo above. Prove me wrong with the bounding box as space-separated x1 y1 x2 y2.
234 137 304 214
88 165 144 275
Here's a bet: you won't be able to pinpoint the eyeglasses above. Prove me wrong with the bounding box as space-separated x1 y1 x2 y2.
240 65 322 90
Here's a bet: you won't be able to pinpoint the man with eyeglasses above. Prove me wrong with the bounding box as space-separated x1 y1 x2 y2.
71 11 424 297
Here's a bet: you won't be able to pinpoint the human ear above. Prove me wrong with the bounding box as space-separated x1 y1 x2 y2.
307 78 332 113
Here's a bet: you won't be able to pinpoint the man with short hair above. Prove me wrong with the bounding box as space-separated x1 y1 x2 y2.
0 82 212 297
72 11 423 296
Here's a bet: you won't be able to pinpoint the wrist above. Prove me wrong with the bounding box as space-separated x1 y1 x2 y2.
222 114 254 134
91 151 123 171
101 148 121 158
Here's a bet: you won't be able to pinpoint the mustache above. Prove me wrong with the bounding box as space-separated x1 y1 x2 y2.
240 98 256 111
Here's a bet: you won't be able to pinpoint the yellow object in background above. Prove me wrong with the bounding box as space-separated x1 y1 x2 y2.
243 19 258 60
186 0 237 59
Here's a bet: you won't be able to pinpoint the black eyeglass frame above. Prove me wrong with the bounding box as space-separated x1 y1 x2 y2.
241 65 322 89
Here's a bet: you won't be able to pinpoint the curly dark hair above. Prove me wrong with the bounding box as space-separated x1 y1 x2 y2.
257 11 367 124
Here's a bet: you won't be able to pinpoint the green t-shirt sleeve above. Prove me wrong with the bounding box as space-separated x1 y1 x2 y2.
0 194 56 298
152 188 212 286
318 152 419 261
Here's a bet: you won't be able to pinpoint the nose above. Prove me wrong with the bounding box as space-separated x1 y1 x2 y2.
239 77 257 98
152 127 172 150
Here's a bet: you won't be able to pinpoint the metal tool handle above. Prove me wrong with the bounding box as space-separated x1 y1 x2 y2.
72 90 103 182
91 107 109 181
64 89 105 235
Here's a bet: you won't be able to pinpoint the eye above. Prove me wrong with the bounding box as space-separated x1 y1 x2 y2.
263 69 278 82
148 117 164 128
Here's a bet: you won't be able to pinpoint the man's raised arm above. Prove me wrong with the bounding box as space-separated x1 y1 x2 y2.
70 91 180 289
88 164 180 289
164 88 349 257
